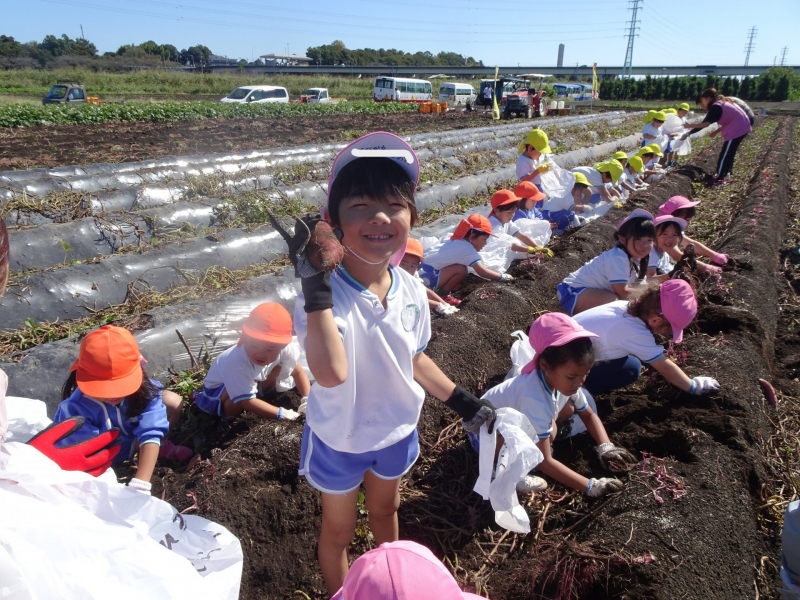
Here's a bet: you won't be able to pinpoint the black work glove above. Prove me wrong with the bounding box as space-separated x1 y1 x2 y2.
268 211 334 313
669 243 696 281
444 385 496 434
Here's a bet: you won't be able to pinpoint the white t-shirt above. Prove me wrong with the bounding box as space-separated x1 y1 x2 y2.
489 215 520 237
649 246 673 273
562 246 639 292
573 300 665 364
422 238 482 270
203 341 300 402
515 153 554 184
542 192 575 213
481 369 589 440
642 123 663 139
570 166 610 192
295 265 431 454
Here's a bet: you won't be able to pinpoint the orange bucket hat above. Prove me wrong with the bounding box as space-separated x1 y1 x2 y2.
513 181 546 202
489 189 522 216
404 238 424 259
451 214 495 240
71 325 144 398
240 303 293 346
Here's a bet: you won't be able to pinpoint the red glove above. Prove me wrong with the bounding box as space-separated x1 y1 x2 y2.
27 417 121 477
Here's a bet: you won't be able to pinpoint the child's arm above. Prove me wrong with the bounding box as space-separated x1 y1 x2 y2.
610 282 640 300
596 186 613 202
609 188 622 198
576 407 610 446
304 309 348 388
622 180 638 192
291 364 311 397
682 234 728 263
134 442 160 483
473 262 513 282
649 356 719 394
536 433 589 491
513 231 544 250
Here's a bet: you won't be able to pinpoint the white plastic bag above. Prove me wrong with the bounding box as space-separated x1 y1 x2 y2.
4 395 51 443
513 217 552 249
670 137 692 156
473 408 544 533
662 114 684 135
539 162 576 199
507 330 535 379
478 231 517 273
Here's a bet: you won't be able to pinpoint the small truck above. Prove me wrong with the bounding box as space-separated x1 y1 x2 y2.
295 88 347 104
42 81 104 105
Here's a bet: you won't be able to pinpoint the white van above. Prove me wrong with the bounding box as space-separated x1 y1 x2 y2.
219 85 289 104
438 82 477 108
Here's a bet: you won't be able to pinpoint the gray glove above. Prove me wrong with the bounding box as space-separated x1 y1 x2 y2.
586 477 623 498
597 442 637 472
689 376 720 395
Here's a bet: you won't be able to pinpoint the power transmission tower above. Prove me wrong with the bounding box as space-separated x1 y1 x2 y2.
622 0 642 82
744 27 757 67
780 47 789 66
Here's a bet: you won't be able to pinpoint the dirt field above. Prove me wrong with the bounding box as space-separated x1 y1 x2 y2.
131 117 798 599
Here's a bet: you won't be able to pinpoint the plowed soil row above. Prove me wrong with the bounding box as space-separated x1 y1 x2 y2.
146 117 793 599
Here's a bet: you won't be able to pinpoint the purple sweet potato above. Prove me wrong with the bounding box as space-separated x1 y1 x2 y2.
306 221 344 272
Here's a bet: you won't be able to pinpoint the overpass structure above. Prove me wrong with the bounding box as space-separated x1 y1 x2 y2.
204 64 797 78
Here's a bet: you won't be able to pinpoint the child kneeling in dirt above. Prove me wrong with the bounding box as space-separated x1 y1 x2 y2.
541 172 595 233
513 181 546 222
657 195 729 274
479 313 633 498
289 132 497 595
574 279 720 396
647 214 688 280
194 302 308 421
570 160 624 205
418 213 513 306
398 238 458 316
54 325 192 496
488 189 553 257
557 209 654 316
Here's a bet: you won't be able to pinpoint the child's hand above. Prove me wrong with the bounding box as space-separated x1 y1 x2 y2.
278 407 302 421
444 386 496 434
26 416 121 477
586 477 623 498
711 252 729 265
536 163 551 174
500 273 514 282
597 442 637 472
689 376 720 395
613 202 624 209
527 246 553 258
435 302 458 315
696 262 722 274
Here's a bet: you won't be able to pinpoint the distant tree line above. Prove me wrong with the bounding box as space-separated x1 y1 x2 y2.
306 40 482 67
599 68 799 103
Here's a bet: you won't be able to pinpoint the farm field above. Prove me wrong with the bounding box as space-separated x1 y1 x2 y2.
0 109 797 600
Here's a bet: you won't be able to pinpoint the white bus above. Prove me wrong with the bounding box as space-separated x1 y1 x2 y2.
373 77 433 103
438 82 477 108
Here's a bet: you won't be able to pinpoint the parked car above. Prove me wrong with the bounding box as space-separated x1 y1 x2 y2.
295 88 346 104
438 82 477 109
219 86 289 104
42 81 88 105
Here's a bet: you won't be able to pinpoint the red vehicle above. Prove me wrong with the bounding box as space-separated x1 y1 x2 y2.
501 74 550 120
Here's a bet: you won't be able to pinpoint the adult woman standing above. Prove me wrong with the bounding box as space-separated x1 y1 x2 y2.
682 88 752 186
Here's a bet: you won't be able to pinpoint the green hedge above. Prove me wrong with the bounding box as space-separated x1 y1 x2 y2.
0 99 419 128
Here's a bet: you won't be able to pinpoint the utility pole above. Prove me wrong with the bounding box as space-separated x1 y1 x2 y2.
780 47 789 66
622 0 642 96
744 27 757 67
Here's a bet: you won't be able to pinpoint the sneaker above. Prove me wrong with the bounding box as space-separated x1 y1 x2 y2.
709 177 727 187
441 293 461 306
158 439 193 461
516 475 548 494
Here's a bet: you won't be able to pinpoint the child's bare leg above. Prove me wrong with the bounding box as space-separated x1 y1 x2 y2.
573 289 618 315
292 364 311 397
161 390 184 428
437 264 467 292
363 471 400 545
556 400 575 425
319 489 359 594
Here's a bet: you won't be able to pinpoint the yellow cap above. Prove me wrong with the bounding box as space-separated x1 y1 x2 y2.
627 155 645 173
648 143 664 156
613 151 628 161
644 110 657 123
518 129 552 154
573 172 590 186
651 111 667 122
636 147 653 157
595 159 624 185
664 108 678 115
678 103 690 111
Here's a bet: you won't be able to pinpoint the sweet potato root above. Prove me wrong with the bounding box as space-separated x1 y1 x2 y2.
305 221 344 272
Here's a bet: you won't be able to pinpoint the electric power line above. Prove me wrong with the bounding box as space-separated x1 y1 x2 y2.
744 26 757 67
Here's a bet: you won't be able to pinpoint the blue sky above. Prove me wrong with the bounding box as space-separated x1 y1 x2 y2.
5 0 797 67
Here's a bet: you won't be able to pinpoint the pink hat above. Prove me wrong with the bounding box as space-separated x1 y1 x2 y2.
654 214 688 232
520 313 598 375
660 279 697 344
331 541 482 600
658 196 700 216
617 208 654 231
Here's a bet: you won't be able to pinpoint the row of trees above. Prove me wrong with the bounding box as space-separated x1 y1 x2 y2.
306 40 482 67
599 68 799 102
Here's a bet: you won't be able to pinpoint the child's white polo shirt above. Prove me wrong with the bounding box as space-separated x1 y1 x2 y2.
481 369 589 440
562 246 638 292
488 215 521 237
642 123 663 139
516 153 553 184
573 300 665 364
648 247 673 273
202 342 301 403
570 166 604 190
295 265 431 454
422 238 482 270
542 192 576 213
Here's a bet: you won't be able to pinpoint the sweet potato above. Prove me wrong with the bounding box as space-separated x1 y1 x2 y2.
305 220 344 272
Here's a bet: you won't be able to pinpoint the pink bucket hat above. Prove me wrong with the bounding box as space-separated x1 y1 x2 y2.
520 312 598 375
658 196 700 216
654 214 688 232
660 279 697 344
331 541 482 600
617 208 654 231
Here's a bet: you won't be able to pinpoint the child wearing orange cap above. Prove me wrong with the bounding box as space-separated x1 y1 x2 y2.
194 302 309 420
54 325 192 495
488 189 553 257
398 238 458 315
419 213 513 305
512 181 546 222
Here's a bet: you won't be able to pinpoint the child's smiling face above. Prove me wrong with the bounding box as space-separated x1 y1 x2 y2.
656 224 682 252
618 233 654 260
334 194 411 267
243 336 287 367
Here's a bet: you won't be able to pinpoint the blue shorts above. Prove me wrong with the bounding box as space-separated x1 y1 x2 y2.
543 209 577 232
417 263 440 290
588 193 603 205
557 282 587 316
193 385 225 417
299 423 420 495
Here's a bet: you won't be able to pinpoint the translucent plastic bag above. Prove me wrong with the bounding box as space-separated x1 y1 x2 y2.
507 330 535 379
670 137 692 156
478 231 516 274
662 114 685 135
539 162 576 199
513 217 552 249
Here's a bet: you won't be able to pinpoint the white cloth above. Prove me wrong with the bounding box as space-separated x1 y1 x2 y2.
202 340 301 402
573 300 665 364
422 238 482 270
489 214 520 237
295 265 431 454
473 408 544 533
562 246 639 292
0 407 242 600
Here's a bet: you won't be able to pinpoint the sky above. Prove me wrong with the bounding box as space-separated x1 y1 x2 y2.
4 0 798 68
